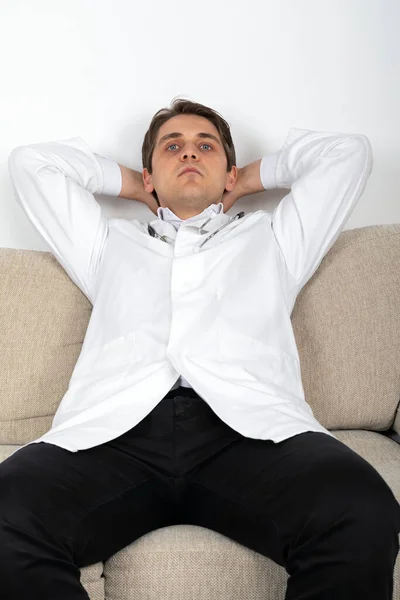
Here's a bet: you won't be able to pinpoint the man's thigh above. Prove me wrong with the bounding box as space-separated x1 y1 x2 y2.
181 431 400 566
0 441 178 567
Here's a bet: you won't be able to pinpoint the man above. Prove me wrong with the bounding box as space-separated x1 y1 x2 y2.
3 99 400 599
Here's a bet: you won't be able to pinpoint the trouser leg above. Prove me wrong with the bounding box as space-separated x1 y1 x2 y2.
174 413 400 599
0 401 180 600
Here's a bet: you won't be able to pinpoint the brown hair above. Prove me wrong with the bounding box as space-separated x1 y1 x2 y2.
141 98 236 204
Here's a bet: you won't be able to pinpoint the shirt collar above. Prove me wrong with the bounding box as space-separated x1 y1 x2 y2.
157 202 224 231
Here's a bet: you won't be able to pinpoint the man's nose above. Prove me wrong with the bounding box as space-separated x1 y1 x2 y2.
181 147 198 160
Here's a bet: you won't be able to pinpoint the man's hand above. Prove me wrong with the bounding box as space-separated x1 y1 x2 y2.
222 158 264 212
118 165 159 215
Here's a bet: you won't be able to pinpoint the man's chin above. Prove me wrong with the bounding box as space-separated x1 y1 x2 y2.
156 188 223 209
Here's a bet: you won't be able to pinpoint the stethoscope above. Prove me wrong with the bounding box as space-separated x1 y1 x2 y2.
148 211 245 253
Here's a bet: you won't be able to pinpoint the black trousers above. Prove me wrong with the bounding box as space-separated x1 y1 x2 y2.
0 386 399 599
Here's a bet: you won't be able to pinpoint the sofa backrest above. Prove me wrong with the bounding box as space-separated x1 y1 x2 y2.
1 223 400 446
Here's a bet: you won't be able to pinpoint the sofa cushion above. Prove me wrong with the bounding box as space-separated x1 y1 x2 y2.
291 223 400 431
0 248 90 444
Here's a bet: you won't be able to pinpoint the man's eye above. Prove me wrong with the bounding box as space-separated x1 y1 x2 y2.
166 143 212 151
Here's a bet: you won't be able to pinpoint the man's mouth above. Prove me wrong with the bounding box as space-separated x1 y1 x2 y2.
179 167 201 176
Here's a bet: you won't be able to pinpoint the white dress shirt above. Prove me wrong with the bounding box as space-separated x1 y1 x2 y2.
157 201 225 391
7 128 373 455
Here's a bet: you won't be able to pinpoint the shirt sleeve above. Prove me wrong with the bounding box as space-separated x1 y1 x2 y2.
260 127 373 291
8 136 122 303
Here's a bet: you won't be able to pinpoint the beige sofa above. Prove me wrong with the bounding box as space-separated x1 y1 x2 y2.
1 222 400 600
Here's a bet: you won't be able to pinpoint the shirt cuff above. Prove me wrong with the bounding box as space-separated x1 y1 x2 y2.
260 152 280 190
95 154 122 196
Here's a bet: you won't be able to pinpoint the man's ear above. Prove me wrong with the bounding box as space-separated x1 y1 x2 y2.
224 165 238 192
142 168 154 193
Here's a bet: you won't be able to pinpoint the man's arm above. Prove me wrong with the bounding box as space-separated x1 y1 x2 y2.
222 153 280 212
264 128 372 291
118 165 159 215
8 137 113 303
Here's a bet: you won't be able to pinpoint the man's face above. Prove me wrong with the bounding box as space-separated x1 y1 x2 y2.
143 114 237 220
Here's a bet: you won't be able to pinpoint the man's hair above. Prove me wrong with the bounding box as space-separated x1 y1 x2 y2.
141 99 237 203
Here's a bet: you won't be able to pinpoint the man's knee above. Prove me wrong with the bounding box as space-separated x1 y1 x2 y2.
299 449 400 547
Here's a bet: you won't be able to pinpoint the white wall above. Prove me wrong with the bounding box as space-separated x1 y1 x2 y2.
1 0 398 251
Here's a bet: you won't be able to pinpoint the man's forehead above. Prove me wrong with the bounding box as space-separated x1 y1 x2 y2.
156 115 221 144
